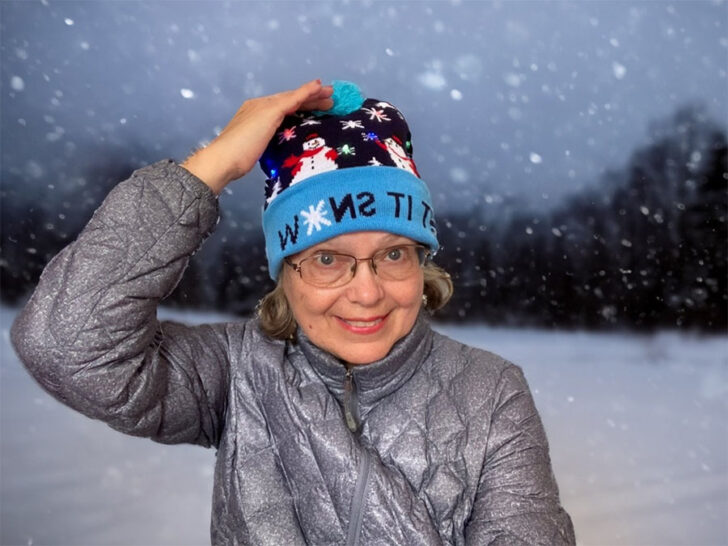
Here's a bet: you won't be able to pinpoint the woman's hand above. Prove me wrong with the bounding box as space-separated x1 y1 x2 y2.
181 79 334 195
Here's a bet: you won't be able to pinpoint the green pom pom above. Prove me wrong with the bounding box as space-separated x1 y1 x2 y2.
312 80 365 117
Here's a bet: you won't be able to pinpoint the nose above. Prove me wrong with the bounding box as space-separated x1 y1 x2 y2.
345 260 384 306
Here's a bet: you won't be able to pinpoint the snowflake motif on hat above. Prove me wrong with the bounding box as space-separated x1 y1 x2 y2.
301 200 332 235
374 101 396 110
361 131 379 142
266 179 283 205
337 143 356 156
362 107 390 123
278 127 297 143
340 119 364 130
300 117 321 126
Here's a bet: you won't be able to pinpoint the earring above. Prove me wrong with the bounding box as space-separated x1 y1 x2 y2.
422 294 428 307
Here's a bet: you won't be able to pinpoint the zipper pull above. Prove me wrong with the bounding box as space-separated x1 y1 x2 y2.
343 366 361 433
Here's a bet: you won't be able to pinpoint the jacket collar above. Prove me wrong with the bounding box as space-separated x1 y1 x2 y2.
294 312 433 412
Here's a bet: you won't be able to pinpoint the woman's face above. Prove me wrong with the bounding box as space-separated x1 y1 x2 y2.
282 231 424 365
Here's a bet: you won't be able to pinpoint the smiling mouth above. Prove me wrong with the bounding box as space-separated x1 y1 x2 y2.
336 314 389 333
343 318 383 327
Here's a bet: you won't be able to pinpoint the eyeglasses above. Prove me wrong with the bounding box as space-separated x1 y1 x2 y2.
285 244 430 288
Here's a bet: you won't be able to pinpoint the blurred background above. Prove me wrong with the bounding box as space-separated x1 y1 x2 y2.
1 1 726 545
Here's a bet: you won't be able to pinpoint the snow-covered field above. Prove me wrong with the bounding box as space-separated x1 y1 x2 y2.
1 304 726 546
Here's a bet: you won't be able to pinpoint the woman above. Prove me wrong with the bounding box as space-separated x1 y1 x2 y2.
11 79 575 545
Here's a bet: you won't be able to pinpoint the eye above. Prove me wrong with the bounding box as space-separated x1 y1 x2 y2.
314 252 337 266
386 247 404 261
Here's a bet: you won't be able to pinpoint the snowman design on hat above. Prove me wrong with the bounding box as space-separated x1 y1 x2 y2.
282 133 339 185
377 135 419 177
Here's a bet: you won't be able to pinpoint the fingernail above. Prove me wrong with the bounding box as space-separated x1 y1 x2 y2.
316 78 322 84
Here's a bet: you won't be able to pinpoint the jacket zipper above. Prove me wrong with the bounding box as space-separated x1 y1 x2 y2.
345 449 371 546
343 365 360 433
344 364 369 545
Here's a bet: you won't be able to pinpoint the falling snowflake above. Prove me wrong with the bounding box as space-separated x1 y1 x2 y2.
278 127 297 143
340 119 364 130
368 157 383 166
10 76 24 92
337 143 356 156
374 101 396 110
300 117 321 126
301 200 332 235
362 107 390 122
361 131 379 142
612 62 627 80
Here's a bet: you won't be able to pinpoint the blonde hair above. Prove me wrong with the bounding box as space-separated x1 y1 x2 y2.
257 262 454 341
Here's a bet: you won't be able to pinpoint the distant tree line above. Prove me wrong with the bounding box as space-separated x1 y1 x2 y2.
2 104 725 331
436 104 726 330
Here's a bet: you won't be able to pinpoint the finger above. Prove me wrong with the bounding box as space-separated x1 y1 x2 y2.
298 84 334 111
314 84 334 98
299 97 333 111
279 79 325 114
291 79 326 103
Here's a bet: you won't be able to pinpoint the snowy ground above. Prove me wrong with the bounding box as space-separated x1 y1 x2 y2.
1 304 726 546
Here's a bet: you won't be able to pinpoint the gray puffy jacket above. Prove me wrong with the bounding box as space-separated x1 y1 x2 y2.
11 160 575 545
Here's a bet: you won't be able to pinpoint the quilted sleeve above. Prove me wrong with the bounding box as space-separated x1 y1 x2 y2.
464 364 576 545
10 159 232 448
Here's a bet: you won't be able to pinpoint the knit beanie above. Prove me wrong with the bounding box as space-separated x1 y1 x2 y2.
259 81 438 280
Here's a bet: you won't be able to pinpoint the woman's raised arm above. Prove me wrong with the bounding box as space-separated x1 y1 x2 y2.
9 80 333 448
10 160 230 446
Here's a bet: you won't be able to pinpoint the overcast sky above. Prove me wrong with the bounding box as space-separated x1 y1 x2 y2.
2 0 726 215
